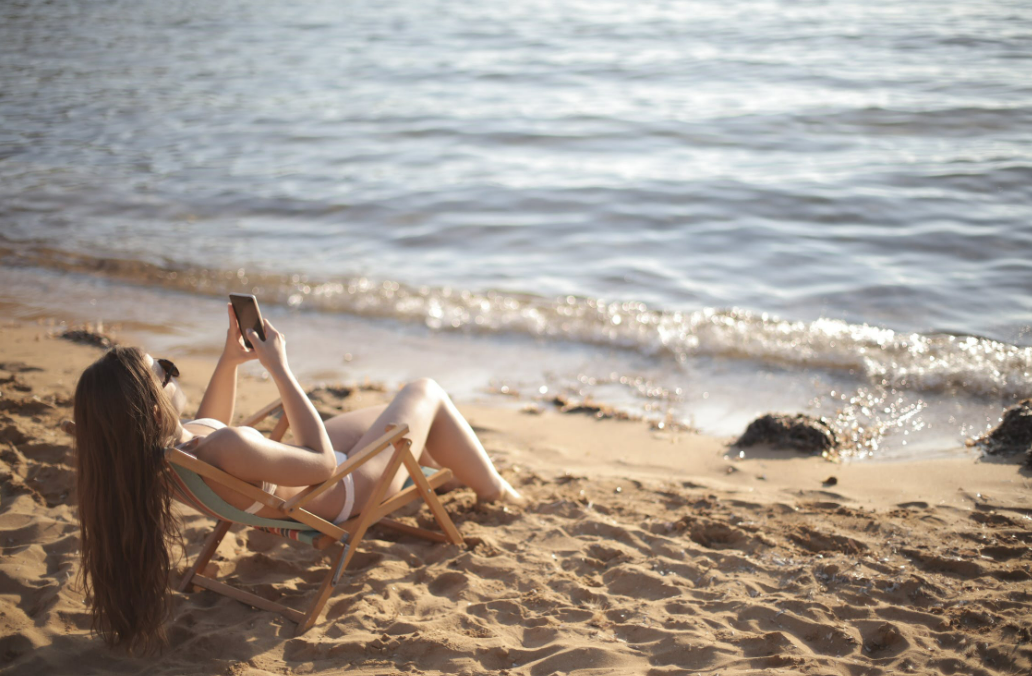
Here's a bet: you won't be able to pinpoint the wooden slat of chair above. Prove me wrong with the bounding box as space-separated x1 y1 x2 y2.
269 414 290 442
239 399 290 442
176 520 231 593
293 543 349 635
282 425 411 514
191 574 306 624
400 450 464 545
377 518 450 543
168 449 285 510
310 467 457 549
295 436 413 634
167 447 347 541
239 399 285 428
362 468 451 525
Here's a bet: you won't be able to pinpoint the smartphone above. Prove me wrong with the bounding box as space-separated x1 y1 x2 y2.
229 293 266 350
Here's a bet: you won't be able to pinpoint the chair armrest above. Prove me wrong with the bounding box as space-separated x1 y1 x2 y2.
167 447 286 510
283 424 410 513
240 399 284 428
167 447 347 540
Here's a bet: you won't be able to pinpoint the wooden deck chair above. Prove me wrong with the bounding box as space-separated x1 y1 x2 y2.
165 400 464 635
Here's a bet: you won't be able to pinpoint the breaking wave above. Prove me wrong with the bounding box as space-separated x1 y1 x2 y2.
4 239 1030 399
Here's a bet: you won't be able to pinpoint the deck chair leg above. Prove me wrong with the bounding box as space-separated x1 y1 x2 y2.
178 520 231 592
295 542 350 636
400 451 464 545
295 441 410 635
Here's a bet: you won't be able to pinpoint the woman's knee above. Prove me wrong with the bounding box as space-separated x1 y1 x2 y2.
403 377 444 400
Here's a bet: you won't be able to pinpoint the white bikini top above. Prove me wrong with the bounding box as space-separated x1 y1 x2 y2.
184 417 228 432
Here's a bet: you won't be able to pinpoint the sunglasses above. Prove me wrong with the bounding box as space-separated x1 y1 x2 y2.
156 358 180 388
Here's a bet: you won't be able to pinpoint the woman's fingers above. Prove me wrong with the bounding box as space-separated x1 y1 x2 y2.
246 321 289 372
262 318 282 341
227 303 242 333
244 329 268 361
222 303 257 363
246 320 275 345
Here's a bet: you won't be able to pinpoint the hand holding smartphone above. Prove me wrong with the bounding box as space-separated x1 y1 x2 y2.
229 293 267 350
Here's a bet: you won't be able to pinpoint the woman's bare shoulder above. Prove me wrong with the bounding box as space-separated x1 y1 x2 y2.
192 425 261 463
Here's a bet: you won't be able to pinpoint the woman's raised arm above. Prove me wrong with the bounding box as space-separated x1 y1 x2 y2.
242 319 336 476
197 314 337 487
195 304 256 424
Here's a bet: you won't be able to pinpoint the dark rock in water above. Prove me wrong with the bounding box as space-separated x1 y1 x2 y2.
733 413 837 454
971 399 1032 457
60 328 116 349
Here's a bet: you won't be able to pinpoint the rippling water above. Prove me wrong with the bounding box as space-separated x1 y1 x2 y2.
2 0 1031 458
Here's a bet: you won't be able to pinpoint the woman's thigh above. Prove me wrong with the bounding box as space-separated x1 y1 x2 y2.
323 405 389 454
268 406 388 523
328 384 441 514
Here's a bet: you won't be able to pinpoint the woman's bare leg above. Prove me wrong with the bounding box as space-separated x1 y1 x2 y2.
323 404 387 456
323 379 522 515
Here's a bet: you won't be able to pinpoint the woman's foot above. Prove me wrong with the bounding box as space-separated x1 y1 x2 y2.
479 477 527 507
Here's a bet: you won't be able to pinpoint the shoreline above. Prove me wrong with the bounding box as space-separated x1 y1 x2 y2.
1 316 1030 675
0 263 1014 464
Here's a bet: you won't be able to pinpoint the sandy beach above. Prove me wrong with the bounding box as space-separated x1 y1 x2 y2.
1 318 1030 676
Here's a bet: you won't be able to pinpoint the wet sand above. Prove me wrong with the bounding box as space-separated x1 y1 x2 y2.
1 319 1030 675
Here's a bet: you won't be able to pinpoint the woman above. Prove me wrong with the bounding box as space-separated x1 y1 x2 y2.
74 304 523 653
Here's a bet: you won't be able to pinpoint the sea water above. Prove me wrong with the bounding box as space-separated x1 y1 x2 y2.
2 0 1031 460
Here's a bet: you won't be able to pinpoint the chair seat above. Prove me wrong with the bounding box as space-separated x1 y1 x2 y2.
253 526 325 546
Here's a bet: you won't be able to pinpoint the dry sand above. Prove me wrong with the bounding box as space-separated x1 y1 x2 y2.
0 320 1030 676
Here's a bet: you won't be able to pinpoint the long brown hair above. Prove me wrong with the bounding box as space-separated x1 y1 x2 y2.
74 346 181 654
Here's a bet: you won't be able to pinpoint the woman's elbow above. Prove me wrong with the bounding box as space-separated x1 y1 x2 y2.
318 451 337 480
306 444 336 482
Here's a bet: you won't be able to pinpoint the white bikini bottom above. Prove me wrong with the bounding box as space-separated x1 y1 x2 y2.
332 450 356 524
244 450 354 524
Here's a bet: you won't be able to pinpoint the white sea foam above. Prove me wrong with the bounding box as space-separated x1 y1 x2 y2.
283 278 1032 399
4 234 1030 399
3 234 1029 400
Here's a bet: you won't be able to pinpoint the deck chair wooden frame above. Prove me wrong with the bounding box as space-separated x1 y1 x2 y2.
166 401 464 635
